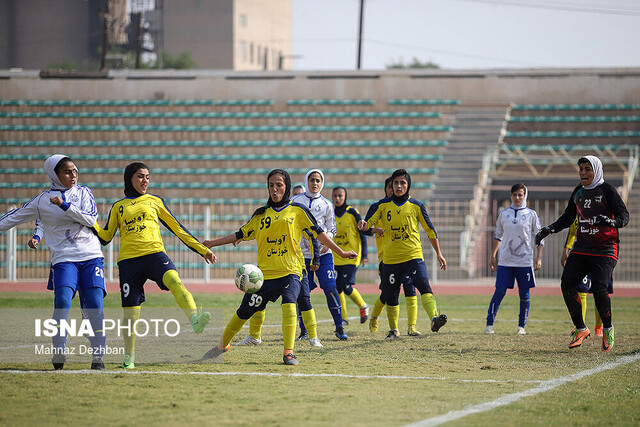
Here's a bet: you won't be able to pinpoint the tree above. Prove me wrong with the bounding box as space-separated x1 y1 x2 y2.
386 57 440 69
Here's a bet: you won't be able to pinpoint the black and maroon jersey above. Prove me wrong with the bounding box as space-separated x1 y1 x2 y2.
550 182 629 260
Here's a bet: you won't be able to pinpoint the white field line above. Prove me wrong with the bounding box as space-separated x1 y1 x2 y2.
404 352 640 427
0 368 542 384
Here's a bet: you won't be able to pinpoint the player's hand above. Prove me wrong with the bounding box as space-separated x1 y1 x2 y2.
489 256 497 272
561 248 570 267
310 264 320 272
341 250 358 260
357 220 368 231
535 226 552 246
232 239 242 247
204 251 217 264
319 244 329 254
593 214 616 227
361 258 368 267
437 254 447 271
534 258 542 271
50 196 63 206
28 238 39 250
371 227 384 237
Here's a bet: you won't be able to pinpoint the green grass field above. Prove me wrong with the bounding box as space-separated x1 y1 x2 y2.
1 291 639 426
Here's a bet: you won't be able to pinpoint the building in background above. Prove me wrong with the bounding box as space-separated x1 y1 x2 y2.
0 0 292 71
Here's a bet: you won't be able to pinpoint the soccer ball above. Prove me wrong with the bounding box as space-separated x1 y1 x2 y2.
234 264 264 293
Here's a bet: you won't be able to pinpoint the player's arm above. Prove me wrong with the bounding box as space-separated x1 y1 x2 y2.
52 186 99 228
561 217 578 267
317 231 357 260
429 237 447 271
490 211 504 271
304 230 320 271
156 197 213 260
204 216 257 248
0 196 40 232
349 207 369 265
92 203 120 246
357 201 381 231
28 220 44 250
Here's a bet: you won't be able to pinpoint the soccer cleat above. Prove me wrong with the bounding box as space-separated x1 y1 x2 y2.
407 325 421 336
360 304 370 324
484 325 494 334
369 316 378 333
335 327 348 340
283 353 298 366
517 327 526 335
235 335 262 346
569 328 590 349
190 308 212 334
91 356 105 370
296 331 309 341
602 326 614 352
309 337 323 348
202 344 230 360
431 314 448 332
122 353 135 370
343 319 350 326
385 329 400 341
570 327 577 336
52 353 66 370
595 325 604 337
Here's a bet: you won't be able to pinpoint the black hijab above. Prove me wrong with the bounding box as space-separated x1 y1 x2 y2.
254 169 291 215
390 168 411 204
333 186 348 217
124 162 150 198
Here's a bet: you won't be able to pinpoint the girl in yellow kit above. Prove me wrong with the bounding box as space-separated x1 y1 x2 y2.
202 169 356 365
93 162 216 369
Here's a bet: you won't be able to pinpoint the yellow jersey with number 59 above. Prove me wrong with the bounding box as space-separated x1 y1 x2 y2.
236 202 322 280
364 197 437 265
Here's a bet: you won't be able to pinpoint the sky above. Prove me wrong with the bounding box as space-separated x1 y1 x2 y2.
291 0 640 71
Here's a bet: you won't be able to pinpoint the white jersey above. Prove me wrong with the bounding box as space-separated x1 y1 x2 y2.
0 185 104 265
494 206 542 267
291 192 336 259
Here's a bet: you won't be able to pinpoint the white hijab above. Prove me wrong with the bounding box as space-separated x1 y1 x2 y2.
304 169 325 198
582 155 604 190
44 154 77 191
510 184 528 210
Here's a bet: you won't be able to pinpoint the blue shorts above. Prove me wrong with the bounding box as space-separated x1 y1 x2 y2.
576 275 614 294
117 252 176 307
47 258 106 298
335 264 357 292
495 265 536 290
297 270 313 311
305 253 337 293
381 259 431 306
237 274 301 319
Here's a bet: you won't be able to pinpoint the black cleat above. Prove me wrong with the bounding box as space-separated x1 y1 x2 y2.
431 314 448 332
52 354 66 370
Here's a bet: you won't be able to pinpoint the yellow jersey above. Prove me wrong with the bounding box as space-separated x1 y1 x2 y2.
334 205 368 266
93 194 209 262
365 196 437 265
236 202 322 280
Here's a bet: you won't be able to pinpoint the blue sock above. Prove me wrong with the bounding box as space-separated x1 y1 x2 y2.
52 287 74 350
518 288 530 328
486 288 506 326
324 289 343 329
81 287 106 357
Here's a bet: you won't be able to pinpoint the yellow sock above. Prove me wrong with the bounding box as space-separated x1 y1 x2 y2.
406 295 418 327
387 305 399 330
282 303 297 352
578 292 587 323
301 309 318 339
162 270 197 320
421 293 438 320
223 313 248 347
249 310 265 340
372 296 385 318
348 288 366 309
595 306 603 327
123 306 141 355
339 292 348 320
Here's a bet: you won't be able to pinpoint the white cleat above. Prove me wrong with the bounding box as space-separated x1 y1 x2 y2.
517 327 526 335
309 337 323 348
235 335 262 346
484 325 495 334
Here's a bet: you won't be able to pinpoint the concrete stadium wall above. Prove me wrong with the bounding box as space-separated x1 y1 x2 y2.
2 68 640 105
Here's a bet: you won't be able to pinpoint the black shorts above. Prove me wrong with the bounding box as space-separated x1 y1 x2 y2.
562 253 616 296
117 252 177 307
236 274 301 319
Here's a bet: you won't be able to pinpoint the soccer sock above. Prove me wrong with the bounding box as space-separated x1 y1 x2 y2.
518 288 530 328
223 313 248 347
52 286 73 350
301 309 318 340
339 291 348 320
486 288 507 326
595 306 603 327
82 287 106 357
592 290 612 329
421 293 438 320
347 287 367 309
123 306 141 355
282 303 297 353
324 289 344 328
162 270 197 320
372 296 385 318
249 309 265 340
405 295 418 327
386 305 400 330
561 281 586 329
578 292 588 323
